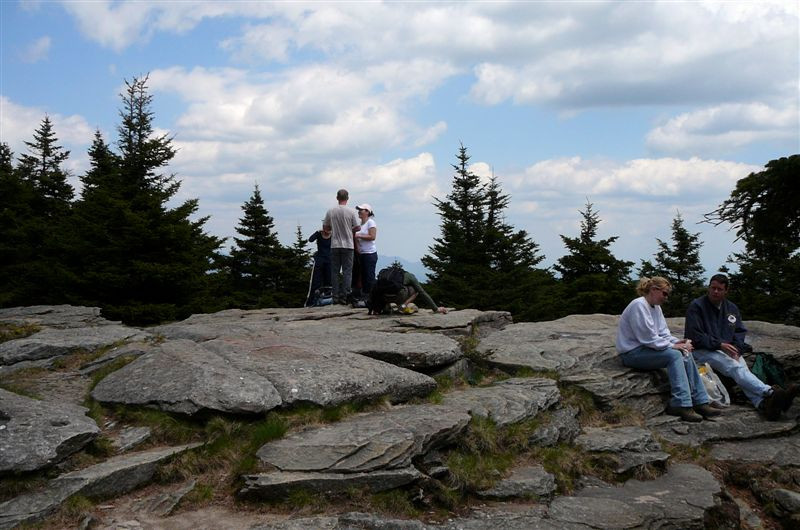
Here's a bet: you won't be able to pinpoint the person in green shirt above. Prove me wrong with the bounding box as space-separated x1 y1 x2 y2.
397 271 448 314
368 267 447 315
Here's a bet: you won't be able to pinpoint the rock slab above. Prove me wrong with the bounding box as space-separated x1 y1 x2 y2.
575 425 670 473
476 465 556 500
0 444 200 530
440 377 560 426
257 404 470 473
240 468 423 499
0 388 99 472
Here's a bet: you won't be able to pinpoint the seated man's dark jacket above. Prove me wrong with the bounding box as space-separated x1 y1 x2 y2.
684 295 747 352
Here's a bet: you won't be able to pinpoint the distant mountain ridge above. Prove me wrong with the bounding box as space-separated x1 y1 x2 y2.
376 255 430 282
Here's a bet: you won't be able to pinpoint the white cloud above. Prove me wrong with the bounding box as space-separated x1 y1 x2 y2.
0 96 94 158
493 156 759 270
646 100 800 155
20 36 51 63
62 2 797 107
319 153 435 194
511 156 760 199
464 2 798 110
148 64 450 182
49 1 795 268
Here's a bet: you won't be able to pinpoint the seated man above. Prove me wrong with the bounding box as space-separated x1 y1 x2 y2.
684 273 797 420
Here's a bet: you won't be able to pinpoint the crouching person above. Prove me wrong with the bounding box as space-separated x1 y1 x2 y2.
368 265 447 315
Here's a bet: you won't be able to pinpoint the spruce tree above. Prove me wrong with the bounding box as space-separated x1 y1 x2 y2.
0 143 36 306
555 200 633 315
229 184 284 308
484 175 544 271
638 212 705 316
17 116 74 217
423 144 551 316
11 120 76 304
422 143 487 307
76 75 223 324
71 131 125 305
277 225 313 307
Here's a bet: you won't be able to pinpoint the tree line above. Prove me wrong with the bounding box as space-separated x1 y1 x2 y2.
1 76 797 326
0 76 309 325
423 145 799 325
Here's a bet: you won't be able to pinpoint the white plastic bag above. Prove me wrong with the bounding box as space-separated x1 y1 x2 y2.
698 362 730 406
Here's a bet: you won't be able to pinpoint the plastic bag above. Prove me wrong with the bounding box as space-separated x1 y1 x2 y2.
698 362 730 407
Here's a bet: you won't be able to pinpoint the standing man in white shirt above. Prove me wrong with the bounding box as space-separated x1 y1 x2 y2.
324 189 360 304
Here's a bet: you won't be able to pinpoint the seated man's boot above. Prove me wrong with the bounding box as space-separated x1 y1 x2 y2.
759 386 789 421
782 384 798 412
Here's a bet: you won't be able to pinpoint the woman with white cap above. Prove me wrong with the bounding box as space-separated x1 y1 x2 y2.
355 203 378 298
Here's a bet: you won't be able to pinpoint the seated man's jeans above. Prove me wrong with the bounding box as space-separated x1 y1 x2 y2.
620 346 710 408
693 349 771 407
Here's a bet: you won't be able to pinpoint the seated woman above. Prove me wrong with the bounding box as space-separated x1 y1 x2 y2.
616 276 721 422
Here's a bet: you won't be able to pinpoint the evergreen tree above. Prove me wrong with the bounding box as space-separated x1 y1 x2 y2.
72 131 126 306
17 116 74 217
704 155 800 324
276 225 313 307
0 143 36 306
9 120 77 304
75 76 223 324
423 143 486 296
422 143 488 308
423 144 551 316
638 212 705 316
229 184 284 308
555 200 633 315
484 175 544 271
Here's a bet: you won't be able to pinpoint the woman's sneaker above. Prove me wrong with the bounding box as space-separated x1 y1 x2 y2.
666 406 703 423
694 403 722 419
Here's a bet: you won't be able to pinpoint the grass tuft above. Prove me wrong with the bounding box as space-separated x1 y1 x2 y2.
559 384 599 416
180 481 215 508
0 323 40 343
285 488 328 513
0 474 49 502
87 355 138 392
513 367 560 380
528 444 605 494
369 489 420 517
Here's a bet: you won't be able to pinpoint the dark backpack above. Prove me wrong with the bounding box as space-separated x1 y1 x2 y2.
312 286 333 306
376 266 404 294
368 266 405 315
751 352 787 388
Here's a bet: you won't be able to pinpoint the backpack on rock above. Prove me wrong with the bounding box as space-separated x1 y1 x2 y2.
368 266 405 315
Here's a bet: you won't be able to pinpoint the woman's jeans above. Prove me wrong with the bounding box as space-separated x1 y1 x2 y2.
620 346 710 408
359 252 378 298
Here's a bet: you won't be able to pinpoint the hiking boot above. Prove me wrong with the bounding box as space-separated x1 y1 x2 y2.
694 403 722 419
708 401 726 410
759 387 789 421
665 406 703 423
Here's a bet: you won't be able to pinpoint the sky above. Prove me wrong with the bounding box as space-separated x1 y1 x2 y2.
1 0 798 280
